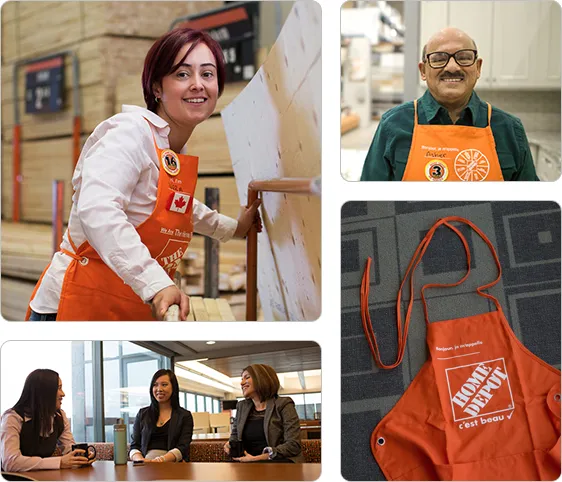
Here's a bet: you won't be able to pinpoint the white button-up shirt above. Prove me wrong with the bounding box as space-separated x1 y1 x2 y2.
30 105 238 313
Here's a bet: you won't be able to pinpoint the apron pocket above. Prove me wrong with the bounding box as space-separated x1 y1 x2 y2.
436 449 560 481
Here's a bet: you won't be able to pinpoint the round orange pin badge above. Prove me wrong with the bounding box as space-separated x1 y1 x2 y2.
425 160 449 181
161 149 180 176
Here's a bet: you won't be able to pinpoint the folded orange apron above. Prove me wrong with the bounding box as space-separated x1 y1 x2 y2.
361 216 560 480
26 119 198 321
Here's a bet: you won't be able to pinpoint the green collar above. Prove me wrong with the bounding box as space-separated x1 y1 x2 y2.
419 90 482 125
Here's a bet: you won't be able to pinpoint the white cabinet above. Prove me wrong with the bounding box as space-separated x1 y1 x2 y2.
448 2 493 86
538 0 561 87
419 1 561 90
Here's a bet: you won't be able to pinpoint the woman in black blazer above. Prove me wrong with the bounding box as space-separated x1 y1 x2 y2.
223 364 303 463
129 369 193 462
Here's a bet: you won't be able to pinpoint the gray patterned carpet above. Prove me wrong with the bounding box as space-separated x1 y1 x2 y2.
341 201 561 481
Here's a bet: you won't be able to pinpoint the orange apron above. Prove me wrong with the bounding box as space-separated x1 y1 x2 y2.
361 216 560 480
25 120 198 321
402 100 504 181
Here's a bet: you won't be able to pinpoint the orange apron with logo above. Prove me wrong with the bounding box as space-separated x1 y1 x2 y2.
25 120 198 321
361 217 560 480
402 100 504 181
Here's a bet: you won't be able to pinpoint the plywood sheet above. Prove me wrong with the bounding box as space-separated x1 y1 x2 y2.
221 1 321 321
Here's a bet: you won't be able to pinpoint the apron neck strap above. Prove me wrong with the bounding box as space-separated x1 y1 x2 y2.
413 99 419 127
360 216 502 370
486 102 492 126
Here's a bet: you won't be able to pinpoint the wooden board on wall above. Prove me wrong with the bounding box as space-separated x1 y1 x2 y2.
222 1 321 321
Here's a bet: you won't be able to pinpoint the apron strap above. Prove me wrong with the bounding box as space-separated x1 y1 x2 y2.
360 216 503 370
60 231 82 261
486 102 492 126
413 99 419 127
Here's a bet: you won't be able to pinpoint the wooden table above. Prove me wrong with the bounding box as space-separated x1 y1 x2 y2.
22 461 321 481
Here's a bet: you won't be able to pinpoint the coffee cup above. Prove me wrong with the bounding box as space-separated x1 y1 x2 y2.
72 443 96 461
230 440 244 458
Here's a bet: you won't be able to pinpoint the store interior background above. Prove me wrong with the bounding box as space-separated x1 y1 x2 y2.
341 0 561 181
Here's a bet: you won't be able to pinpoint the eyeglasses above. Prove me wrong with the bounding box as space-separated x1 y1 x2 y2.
424 49 478 69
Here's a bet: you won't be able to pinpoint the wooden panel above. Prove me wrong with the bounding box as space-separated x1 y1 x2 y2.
188 116 232 174
2 141 14 219
3 84 112 141
203 298 222 321
1 20 18 63
195 175 240 220
83 2 221 39
222 2 321 321
17 1 59 19
18 2 82 59
216 298 236 321
2 138 76 222
1 1 18 23
190 297 209 321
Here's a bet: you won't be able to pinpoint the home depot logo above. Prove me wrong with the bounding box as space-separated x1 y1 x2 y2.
445 358 514 422
155 239 189 277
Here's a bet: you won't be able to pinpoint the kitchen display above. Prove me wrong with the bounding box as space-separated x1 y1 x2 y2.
341 1 561 181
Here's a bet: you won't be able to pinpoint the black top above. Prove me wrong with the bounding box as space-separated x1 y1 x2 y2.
15 408 64 458
147 420 170 452
130 406 194 462
242 406 267 456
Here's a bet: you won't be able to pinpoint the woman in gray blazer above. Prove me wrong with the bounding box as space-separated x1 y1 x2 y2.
223 364 304 463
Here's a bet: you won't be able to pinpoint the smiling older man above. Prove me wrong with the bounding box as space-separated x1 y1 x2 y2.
361 27 538 181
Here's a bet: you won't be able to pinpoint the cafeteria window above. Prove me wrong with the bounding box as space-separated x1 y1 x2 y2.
179 391 222 413
285 392 322 420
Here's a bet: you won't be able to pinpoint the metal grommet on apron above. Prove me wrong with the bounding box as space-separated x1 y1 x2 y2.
79 257 89 266
361 216 561 481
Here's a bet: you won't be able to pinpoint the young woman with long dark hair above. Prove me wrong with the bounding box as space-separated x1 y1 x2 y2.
0 369 92 472
129 369 193 462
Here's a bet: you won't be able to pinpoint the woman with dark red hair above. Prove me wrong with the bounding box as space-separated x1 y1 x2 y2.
25 29 261 321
